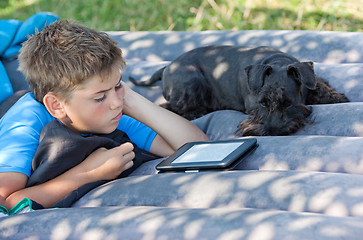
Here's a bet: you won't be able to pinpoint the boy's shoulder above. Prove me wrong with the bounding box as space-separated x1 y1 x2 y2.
0 93 55 176
0 92 54 130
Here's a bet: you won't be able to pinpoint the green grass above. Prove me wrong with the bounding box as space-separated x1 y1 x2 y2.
1 0 362 32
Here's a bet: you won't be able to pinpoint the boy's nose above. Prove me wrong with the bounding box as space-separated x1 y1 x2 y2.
110 93 123 110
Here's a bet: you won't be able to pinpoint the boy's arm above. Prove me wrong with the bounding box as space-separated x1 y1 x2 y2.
122 83 209 157
0 143 135 209
0 172 27 209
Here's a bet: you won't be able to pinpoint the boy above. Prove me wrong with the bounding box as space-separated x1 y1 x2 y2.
0 20 209 210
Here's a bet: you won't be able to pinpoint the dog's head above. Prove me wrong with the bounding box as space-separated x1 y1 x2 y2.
237 61 316 136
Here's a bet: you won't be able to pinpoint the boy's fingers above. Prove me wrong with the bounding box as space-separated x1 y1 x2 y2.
124 160 134 170
109 142 136 162
113 142 134 154
123 150 136 161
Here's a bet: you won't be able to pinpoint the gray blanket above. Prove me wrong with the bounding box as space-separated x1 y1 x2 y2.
1 30 363 240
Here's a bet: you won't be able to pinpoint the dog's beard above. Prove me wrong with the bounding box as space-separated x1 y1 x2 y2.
236 106 312 136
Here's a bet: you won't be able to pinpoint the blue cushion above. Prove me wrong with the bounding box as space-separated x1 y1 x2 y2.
0 12 60 104
3 12 60 58
0 20 19 102
0 62 13 103
0 19 22 56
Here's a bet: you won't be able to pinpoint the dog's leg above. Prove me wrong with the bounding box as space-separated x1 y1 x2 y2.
305 77 350 105
166 80 215 120
163 70 218 120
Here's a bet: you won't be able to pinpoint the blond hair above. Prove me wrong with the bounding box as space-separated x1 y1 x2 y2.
19 20 125 103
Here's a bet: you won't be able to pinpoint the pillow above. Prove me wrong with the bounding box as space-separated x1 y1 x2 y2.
2 57 29 92
0 62 13 103
0 19 21 56
0 12 60 104
2 12 60 59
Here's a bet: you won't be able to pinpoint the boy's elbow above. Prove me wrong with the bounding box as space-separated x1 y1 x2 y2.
0 172 28 210
197 132 210 142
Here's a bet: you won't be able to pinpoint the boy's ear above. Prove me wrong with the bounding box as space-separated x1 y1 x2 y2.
43 93 67 119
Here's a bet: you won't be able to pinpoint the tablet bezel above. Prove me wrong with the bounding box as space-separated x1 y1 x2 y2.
156 138 257 172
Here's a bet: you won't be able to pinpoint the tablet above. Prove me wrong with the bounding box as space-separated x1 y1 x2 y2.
156 138 257 172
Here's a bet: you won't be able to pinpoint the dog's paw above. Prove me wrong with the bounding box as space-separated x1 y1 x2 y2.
236 119 265 136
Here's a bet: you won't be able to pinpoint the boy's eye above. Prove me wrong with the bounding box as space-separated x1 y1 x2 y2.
95 95 106 102
115 79 122 89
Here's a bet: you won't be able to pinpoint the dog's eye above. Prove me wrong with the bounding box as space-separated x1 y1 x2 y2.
282 99 292 107
259 100 269 108
264 66 273 77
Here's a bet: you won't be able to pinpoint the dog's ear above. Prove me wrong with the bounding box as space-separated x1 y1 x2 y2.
287 61 317 90
245 64 272 93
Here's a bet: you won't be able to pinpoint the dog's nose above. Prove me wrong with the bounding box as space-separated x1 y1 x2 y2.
266 126 283 136
263 113 289 135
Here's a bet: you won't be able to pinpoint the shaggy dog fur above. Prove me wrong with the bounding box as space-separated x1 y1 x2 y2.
130 45 349 136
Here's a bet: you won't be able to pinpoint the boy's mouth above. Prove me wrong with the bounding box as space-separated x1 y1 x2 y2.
113 111 123 120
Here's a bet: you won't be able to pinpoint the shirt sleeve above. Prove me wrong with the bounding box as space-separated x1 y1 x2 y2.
117 115 157 151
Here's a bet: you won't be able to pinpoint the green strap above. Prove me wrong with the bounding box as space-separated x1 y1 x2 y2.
8 198 35 215
0 204 9 217
0 198 42 217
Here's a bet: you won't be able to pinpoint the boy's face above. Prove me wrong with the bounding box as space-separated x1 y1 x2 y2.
61 67 124 134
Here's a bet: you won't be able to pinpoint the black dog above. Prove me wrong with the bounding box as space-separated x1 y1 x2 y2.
130 45 349 136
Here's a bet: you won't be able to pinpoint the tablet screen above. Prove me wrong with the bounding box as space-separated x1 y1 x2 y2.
172 142 243 163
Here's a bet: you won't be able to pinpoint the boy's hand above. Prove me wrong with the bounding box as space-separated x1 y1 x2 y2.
121 81 137 116
80 142 135 181
0 143 135 210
